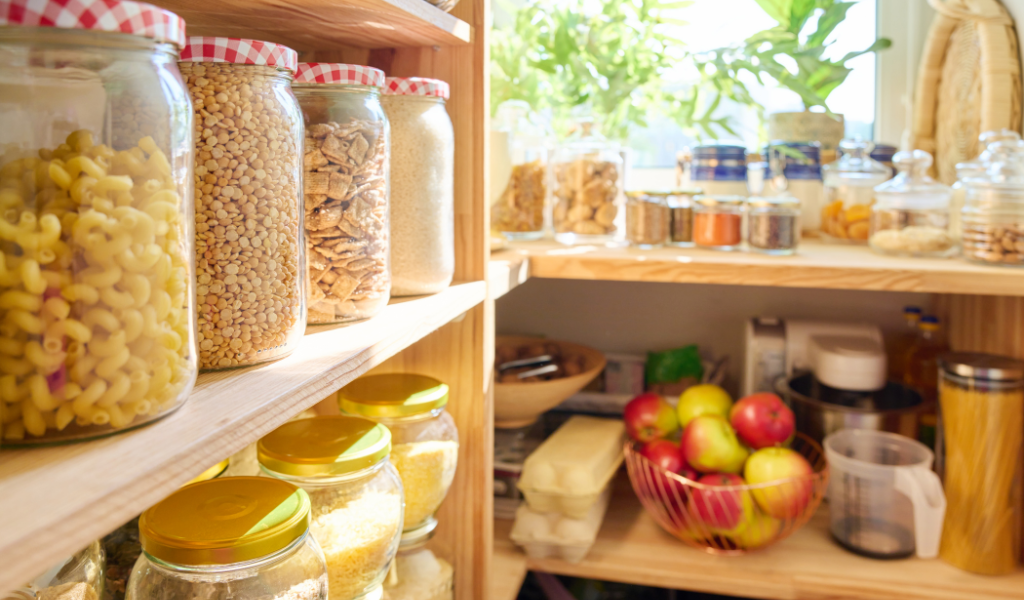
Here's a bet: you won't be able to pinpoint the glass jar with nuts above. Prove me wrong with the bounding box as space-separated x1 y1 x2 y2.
293 63 391 323
551 118 624 245
179 38 306 370
0 0 198 444
962 144 1024 266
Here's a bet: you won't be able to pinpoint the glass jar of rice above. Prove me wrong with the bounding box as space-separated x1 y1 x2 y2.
338 374 459 540
258 416 404 600
381 531 453 600
381 77 455 297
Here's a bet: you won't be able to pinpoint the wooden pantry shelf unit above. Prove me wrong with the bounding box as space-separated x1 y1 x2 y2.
0 282 485 595
493 481 1024 600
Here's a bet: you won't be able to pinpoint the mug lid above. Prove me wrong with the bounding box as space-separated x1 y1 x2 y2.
0 0 185 48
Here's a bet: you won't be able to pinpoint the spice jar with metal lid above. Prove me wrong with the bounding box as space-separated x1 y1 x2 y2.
747 196 799 255
382 531 453 600
667 189 699 247
869 150 955 257
938 353 1024 575
763 142 822 233
338 374 459 540
127 477 328 600
821 140 891 243
551 118 624 244
180 38 305 370
10 542 105 600
693 196 745 251
383 77 454 297
292 63 389 323
625 191 669 249
259 416 403 600
0 0 197 443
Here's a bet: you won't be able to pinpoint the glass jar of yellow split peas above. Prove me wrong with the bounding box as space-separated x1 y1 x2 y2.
0 0 197 444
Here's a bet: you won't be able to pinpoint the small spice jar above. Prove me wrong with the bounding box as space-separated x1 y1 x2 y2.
747 196 800 255
293 63 390 323
625 191 670 248
382 532 453 600
127 477 328 600
12 542 105 600
382 77 454 297
693 196 745 251
180 38 306 370
259 416 403 600
869 150 956 258
667 189 700 246
338 374 459 540
763 142 822 233
491 100 549 240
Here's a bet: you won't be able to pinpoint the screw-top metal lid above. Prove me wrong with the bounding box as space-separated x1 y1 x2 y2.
940 352 1024 382
139 477 310 566
338 374 450 418
749 195 800 208
185 458 230 486
695 195 746 207
258 416 391 477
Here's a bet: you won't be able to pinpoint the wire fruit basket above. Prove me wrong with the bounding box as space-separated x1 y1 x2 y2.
624 433 830 555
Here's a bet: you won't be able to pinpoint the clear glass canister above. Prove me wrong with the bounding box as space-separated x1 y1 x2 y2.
938 353 1024 575
821 140 892 243
338 374 459 539
687 145 749 197
381 533 453 600
382 77 454 297
5 541 104 600
102 458 229 600
960 140 1024 266
259 416 404 600
693 196 745 251
128 477 328 600
869 150 955 258
490 100 549 240
951 131 1022 239
551 119 624 244
0 0 198 444
625 191 669 249
180 38 305 370
747 196 799 255
293 63 390 323
763 142 822 233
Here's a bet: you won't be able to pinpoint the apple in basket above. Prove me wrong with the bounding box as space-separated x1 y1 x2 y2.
680 415 749 474
689 473 755 535
624 393 679 443
640 439 686 473
728 510 782 549
744 447 814 519
677 384 733 427
729 392 795 450
639 440 697 516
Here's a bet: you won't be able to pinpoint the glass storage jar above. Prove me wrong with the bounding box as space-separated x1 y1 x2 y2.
128 477 328 600
951 132 1022 240
180 38 305 370
381 533 453 600
551 119 624 244
625 191 669 249
259 416 403 600
667 189 700 247
382 77 454 297
338 374 459 539
5 541 104 600
938 353 1024 575
763 142 822 233
961 142 1024 266
820 140 891 244
693 196 745 251
490 100 549 240
0 0 197 444
747 196 799 255
869 150 956 257
293 63 390 323
102 458 229 600
686 145 749 196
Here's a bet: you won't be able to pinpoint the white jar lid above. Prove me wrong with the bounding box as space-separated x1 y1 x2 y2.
811 335 887 392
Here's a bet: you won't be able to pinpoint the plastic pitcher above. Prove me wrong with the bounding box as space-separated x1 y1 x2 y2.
823 429 946 559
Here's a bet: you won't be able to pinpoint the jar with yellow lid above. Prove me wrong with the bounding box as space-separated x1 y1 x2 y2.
338 374 459 540
381 531 453 600
258 416 403 600
127 477 327 600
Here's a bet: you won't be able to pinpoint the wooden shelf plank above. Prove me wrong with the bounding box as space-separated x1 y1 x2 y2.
149 0 472 51
0 281 485 594
489 249 531 300
501 240 1024 296
493 481 1024 600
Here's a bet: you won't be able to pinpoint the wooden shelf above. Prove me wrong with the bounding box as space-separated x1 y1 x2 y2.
150 0 472 51
0 281 485 594
493 480 1024 600
492 240 1024 296
488 248 531 300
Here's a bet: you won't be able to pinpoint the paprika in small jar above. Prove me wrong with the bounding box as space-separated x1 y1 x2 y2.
694 195 746 251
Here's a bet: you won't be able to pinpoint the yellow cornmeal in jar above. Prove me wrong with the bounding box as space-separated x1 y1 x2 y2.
389 441 459 529
311 489 401 600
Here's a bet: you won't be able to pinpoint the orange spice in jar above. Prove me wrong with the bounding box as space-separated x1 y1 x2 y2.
694 196 746 250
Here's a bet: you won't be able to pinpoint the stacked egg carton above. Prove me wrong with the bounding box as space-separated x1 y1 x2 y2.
509 416 625 563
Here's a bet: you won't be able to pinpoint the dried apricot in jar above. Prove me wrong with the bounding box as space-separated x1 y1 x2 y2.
847 220 870 241
844 203 872 223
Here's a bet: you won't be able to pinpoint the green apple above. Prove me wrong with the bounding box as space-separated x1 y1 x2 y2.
728 510 781 549
677 384 733 427
744 447 814 519
680 414 749 474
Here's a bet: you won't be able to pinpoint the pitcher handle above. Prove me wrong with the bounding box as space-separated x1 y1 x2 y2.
894 466 947 559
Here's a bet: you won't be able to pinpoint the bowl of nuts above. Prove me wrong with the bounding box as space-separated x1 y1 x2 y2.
495 336 606 428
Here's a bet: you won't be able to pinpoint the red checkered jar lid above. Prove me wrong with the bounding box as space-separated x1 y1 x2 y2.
294 63 385 88
0 0 185 47
384 77 450 100
179 37 298 73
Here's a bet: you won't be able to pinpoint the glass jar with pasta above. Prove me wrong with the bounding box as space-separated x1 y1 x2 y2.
0 0 197 444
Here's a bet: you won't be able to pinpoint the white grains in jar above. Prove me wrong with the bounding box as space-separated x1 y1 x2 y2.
382 77 455 296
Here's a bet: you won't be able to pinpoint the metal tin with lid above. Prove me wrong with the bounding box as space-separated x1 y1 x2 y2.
939 352 1024 383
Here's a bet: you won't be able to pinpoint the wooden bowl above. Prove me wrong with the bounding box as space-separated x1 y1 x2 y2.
494 335 606 428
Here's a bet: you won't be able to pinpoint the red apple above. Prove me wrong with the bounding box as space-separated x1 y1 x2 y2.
744 447 814 519
640 439 685 473
689 473 754 534
678 464 698 481
624 392 679 443
680 415 749 474
729 392 795 449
